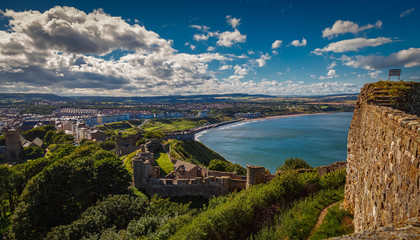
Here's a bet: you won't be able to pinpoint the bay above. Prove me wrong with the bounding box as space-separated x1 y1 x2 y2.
196 112 353 173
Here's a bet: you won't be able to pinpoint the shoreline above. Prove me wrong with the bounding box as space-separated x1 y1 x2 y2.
195 111 353 172
194 111 351 135
241 112 337 122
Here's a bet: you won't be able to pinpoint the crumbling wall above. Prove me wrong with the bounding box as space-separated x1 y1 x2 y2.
246 165 266 189
143 177 240 198
344 82 420 232
317 161 346 176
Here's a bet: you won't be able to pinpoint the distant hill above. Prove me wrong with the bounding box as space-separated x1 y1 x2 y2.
0 92 359 103
0 93 69 101
68 93 274 103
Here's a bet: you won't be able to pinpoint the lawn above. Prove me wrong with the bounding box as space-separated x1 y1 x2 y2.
142 119 204 132
154 151 174 176
141 116 233 132
309 202 354 240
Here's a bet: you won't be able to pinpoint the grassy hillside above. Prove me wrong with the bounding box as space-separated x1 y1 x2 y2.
170 140 226 166
170 140 246 175
168 169 347 240
141 115 233 132
154 151 174 176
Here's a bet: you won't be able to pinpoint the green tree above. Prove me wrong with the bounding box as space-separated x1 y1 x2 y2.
10 151 131 240
46 195 148 240
100 140 116 151
46 144 76 161
0 135 5 146
51 131 74 145
21 125 55 142
19 146 44 160
0 165 22 215
276 157 312 171
144 131 164 139
43 130 55 147
208 159 228 171
135 139 145 147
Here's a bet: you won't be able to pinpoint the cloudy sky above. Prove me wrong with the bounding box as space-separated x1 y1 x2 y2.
0 0 419 96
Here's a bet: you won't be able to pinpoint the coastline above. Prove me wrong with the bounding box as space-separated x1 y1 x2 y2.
196 111 353 172
241 112 335 122
194 111 350 135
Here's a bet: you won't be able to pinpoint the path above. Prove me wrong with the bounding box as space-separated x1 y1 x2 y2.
307 201 339 239
137 119 149 128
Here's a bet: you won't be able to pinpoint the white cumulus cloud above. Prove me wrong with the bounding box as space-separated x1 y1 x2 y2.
312 37 393 54
272 40 283 49
233 65 249 75
0 6 241 96
216 29 247 47
367 70 382 79
327 61 337 70
322 20 382 39
255 54 271 67
342 48 420 70
400 8 415 18
290 38 307 47
226 15 241 29
327 69 338 78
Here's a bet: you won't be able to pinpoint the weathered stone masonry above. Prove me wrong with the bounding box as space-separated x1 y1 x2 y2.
344 82 420 232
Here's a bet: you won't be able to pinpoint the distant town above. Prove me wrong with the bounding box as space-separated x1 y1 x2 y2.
0 93 356 135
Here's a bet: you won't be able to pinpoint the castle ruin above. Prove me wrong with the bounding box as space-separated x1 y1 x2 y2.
343 81 420 232
5 129 22 162
132 143 275 198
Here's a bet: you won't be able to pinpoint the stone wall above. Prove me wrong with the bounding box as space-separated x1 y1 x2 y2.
317 161 346 176
331 217 420 239
142 177 246 198
344 82 420 232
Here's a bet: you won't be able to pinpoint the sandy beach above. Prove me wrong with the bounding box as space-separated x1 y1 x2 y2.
241 112 342 122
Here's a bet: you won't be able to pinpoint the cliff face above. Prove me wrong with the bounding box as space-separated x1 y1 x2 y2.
344 81 420 232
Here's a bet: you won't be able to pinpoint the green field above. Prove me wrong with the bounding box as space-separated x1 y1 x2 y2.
141 116 233 132
310 202 354 240
154 151 174 176
170 140 226 166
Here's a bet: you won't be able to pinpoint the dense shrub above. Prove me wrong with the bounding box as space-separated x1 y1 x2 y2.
169 172 312 240
10 149 131 240
19 146 44 160
21 125 55 142
100 140 116 151
276 157 313 171
309 202 353 240
46 195 148 240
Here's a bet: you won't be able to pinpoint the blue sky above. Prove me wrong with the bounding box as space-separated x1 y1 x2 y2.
0 0 419 96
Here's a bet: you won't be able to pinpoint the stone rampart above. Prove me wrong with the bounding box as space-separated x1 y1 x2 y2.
344 82 420 232
317 161 346 176
143 176 246 198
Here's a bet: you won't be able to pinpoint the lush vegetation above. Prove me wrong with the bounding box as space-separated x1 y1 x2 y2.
168 169 346 240
309 202 354 240
276 157 313 171
0 122 353 240
208 159 246 175
155 151 174 176
171 140 222 165
10 146 131 239
141 116 233 132
170 140 246 175
250 188 344 240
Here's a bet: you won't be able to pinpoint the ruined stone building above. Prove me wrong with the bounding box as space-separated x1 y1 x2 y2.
5 129 22 162
343 82 420 234
132 143 274 198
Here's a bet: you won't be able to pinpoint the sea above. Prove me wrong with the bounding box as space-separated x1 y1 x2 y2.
196 112 354 173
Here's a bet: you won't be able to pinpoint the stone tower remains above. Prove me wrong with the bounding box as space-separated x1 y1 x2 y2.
246 165 266 189
5 129 22 161
344 81 420 232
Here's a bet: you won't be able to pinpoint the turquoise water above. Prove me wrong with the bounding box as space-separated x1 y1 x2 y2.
196 112 353 173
